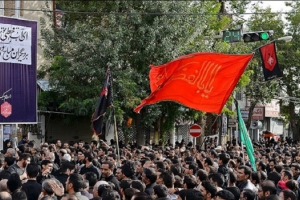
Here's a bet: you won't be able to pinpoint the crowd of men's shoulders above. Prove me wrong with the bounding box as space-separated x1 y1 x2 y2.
0 137 299 200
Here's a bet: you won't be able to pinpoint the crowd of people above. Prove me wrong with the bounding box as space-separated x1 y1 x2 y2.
0 135 298 200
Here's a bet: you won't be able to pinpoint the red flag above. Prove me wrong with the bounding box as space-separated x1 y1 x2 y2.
92 68 113 135
259 42 282 81
134 52 254 114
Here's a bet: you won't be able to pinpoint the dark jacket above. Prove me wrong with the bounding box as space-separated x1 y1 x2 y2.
145 182 157 196
105 174 120 192
22 180 42 200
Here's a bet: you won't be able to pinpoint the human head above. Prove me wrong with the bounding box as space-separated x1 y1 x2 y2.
237 165 252 182
183 175 198 189
178 189 204 200
0 191 11 200
93 181 109 197
18 153 31 168
26 163 39 178
7 174 21 193
131 180 146 192
142 168 157 185
101 189 121 200
41 159 53 173
131 192 152 200
241 189 256 200
200 181 217 200
42 179 56 196
215 190 235 200
153 184 168 198
279 190 296 200
101 161 114 178
124 188 140 200
66 173 84 193
257 180 277 200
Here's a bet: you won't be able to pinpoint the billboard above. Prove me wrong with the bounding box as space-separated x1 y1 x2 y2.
0 17 37 123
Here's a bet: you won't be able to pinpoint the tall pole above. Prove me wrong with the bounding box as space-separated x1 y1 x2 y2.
110 70 120 164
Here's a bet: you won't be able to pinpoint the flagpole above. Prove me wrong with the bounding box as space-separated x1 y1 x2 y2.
109 71 121 165
234 99 245 164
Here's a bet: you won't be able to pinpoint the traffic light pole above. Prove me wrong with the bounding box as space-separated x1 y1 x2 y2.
250 36 293 52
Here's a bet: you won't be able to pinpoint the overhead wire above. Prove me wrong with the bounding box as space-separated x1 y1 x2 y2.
0 7 297 16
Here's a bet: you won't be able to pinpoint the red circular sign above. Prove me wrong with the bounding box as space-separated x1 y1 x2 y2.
189 124 202 138
1 102 12 118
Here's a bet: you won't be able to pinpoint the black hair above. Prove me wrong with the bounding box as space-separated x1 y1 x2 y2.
281 190 296 200
215 190 235 200
120 179 132 191
101 189 121 200
85 172 98 187
204 157 214 166
121 161 135 178
155 161 166 170
183 175 198 189
59 161 75 173
208 173 225 187
68 173 84 192
267 171 281 185
41 159 52 168
251 171 260 185
7 173 22 193
238 165 252 179
218 153 230 165
242 189 256 200
18 153 31 162
201 181 217 198
170 164 182 177
131 192 152 200
131 180 146 192
124 188 140 200
225 187 240 200
178 189 204 200
196 169 208 182
97 184 112 197
188 163 198 174
26 163 39 178
160 171 175 188
143 168 157 184
153 184 168 198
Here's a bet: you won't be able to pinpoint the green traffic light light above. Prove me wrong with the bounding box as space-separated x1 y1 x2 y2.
260 32 269 40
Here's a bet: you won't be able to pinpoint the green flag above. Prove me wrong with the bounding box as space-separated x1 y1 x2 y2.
236 104 257 172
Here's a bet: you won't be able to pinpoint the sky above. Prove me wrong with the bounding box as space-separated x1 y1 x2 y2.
260 1 291 12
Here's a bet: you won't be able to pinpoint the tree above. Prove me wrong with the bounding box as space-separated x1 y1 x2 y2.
241 3 285 130
279 1 300 140
40 1 234 144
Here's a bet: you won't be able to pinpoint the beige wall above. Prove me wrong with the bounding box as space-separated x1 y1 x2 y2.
1 0 52 69
22 1 52 70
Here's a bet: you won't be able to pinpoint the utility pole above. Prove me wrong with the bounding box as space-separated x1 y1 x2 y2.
218 0 226 146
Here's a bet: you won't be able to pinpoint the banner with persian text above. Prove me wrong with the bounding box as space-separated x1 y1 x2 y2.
0 17 37 123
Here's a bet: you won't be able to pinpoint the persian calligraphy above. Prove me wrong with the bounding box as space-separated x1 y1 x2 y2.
0 88 12 102
161 61 222 98
0 23 32 65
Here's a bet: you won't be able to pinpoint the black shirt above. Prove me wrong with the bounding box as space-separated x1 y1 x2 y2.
22 180 42 200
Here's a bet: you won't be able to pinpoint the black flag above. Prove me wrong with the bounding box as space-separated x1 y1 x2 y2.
259 42 282 81
92 68 113 135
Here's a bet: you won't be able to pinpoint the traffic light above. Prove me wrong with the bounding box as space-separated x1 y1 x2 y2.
222 30 242 43
243 30 274 43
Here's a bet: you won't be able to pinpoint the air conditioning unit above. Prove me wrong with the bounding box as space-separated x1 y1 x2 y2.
251 120 262 129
